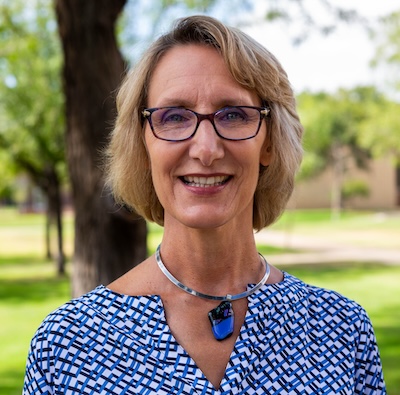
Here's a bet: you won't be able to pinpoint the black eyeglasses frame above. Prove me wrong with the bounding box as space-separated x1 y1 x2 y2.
141 105 270 142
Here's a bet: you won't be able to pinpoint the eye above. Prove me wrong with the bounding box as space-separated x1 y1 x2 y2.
217 107 248 123
159 108 191 125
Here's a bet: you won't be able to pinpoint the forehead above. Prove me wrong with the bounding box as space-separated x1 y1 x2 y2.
152 44 224 78
147 44 259 108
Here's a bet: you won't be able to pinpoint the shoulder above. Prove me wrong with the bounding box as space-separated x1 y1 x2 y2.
31 287 114 342
267 273 386 393
30 285 159 349
26 286 115 381
27 286 163 370
284 271 365 309
282 272 372 332
25 287 164 393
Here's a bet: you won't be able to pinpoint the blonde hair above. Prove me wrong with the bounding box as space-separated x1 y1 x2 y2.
105 15 303 231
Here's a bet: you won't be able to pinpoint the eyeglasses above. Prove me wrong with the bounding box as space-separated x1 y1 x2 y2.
142 106 270 142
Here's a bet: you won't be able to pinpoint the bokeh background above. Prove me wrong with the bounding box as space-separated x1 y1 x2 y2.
1 0 399 393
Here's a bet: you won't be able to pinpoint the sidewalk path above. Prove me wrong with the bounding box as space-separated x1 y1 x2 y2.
255 229 400 265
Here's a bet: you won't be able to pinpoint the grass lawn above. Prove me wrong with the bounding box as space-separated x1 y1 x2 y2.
0 207 399 394
0 263 71 395
272 208 400 249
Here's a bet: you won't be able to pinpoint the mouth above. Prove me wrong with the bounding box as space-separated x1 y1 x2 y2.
181 175 231 188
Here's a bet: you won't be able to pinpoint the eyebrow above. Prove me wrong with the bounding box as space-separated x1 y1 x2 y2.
155 98 194 108
153 97 257 109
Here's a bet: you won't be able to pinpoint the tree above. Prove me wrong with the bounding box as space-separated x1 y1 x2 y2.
55 0 150 296
55 0 234 296
261 0 362 45
0 150 16 204
366 10 400 162
357 91 400 164
0 0 66 273
371 10 400 96
297 88 372 217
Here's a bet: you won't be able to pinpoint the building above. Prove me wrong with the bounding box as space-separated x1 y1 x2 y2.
289 157 399 210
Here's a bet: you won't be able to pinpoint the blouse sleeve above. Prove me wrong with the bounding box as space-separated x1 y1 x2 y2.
23 325 54 395
354 308 386 394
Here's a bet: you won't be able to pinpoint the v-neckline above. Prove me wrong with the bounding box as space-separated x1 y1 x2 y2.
97 272 304 393
146 288 270 392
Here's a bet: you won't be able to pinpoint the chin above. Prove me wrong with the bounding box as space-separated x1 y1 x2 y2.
165 203 253 231
175 211 237 231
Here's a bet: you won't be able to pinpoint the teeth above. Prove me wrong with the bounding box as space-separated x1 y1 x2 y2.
183 175 228 187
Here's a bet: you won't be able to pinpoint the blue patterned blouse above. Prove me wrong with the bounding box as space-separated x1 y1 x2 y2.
24 272 386 394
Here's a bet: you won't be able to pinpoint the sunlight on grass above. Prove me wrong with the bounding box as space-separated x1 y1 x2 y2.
0 265 70 395
272 209 400 249
0 208 74 258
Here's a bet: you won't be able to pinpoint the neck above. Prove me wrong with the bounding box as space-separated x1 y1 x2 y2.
160 221 263 295
156 244 270 301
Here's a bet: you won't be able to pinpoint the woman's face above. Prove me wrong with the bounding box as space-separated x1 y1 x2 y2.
144 44 271 231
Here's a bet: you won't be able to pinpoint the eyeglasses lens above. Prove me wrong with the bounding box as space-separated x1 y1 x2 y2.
150 106 262 141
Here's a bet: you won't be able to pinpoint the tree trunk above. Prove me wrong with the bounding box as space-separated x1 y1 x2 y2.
45 205 52 260
45 168 66 276
55 0 147 297
55 196 65 276
330 142 345 220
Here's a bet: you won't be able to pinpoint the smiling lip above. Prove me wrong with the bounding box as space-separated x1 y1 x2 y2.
181 175 231 188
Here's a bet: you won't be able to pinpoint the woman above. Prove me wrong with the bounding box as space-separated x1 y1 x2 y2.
24 16 386 394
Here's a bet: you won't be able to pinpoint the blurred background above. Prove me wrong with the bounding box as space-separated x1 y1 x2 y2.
0 0 399 394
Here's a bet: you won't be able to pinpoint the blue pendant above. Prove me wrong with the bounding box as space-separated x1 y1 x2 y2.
208 301 234 341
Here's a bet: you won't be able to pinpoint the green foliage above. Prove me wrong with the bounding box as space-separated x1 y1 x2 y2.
297 84 400 200
0 0 65 188
371 11 400 93
341 179 370 205
263 1 361 45
358 97 400 163
368 10 400 162
0 151 17 201
297 88 373 181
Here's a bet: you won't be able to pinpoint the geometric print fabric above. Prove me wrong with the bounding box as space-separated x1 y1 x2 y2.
23 272 386 394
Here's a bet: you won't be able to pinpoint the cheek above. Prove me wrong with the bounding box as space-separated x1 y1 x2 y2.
145 133 166 174
236 154 261 193
244 147 265 188
148 162 169 210
145 140 183 198
144 136 163 196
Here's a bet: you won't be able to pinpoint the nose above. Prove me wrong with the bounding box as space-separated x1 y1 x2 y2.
188 118 225 166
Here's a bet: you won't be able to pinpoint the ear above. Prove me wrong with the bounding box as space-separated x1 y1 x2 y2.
260 144 273 167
